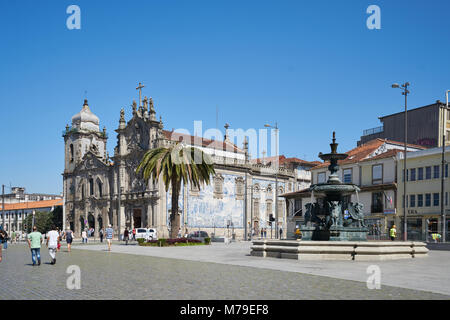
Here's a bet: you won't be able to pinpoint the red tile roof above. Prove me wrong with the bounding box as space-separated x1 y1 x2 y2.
312 138 425 170
0 199 63 211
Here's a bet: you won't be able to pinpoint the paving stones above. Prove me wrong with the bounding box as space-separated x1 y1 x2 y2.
0 243 448 300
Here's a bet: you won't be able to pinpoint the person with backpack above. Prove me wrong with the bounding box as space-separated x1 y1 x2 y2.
65 228 74 252
99 228 104 243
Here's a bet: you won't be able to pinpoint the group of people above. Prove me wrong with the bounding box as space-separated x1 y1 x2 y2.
0 224 116 266
122 228 136 245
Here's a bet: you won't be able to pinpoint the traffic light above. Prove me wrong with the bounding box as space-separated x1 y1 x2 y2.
269 214 275 222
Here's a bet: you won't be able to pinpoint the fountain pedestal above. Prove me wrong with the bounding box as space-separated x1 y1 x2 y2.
301 226 369 241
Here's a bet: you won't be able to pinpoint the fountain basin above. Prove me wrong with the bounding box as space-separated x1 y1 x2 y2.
310 183 360 197
250 240 429 261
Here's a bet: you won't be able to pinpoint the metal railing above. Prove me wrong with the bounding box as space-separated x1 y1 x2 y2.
363 126 384 136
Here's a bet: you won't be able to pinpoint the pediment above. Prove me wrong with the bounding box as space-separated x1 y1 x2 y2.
75 152 107 172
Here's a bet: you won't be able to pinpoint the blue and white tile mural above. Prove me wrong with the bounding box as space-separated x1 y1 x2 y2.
166 175 285 230
186 174 244 228
253 178 285 229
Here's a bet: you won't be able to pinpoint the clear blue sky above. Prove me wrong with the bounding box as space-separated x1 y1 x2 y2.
0 0 449 194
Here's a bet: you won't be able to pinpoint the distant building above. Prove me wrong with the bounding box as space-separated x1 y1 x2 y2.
1 187 61 204
0 199 63 233
282 138 425 239
358 102 448 148
396 146 450 242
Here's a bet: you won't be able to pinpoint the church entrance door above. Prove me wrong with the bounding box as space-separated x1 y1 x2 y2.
133 209 142 228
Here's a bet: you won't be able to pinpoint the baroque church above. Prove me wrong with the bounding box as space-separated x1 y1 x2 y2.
62 85 318 239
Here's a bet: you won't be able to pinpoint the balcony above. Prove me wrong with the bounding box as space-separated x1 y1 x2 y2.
363 126 384 137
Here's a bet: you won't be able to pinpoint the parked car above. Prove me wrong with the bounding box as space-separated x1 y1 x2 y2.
135 228 148 240
146 228 158 240
187 231 209 242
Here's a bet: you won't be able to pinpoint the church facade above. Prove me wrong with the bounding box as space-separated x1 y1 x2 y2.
62 89 318 239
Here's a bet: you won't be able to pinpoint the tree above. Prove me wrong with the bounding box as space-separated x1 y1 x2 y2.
136 143 215 238
24 211 52 233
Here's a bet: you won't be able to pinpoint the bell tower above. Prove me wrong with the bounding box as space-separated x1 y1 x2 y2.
63 99 107 174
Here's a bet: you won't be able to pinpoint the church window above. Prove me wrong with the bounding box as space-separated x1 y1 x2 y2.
89 178 94 196
70 144 74 162
97 180 103 198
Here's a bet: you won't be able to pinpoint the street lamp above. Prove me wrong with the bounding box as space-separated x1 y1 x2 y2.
264 122 279 239
392 82 410 241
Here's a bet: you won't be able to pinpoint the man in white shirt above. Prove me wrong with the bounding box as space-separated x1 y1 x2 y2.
46 226 60 265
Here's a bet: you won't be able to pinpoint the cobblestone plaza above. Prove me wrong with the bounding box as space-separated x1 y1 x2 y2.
0 242 449 300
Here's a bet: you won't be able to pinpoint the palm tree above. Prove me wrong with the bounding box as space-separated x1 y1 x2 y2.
136 143 215 239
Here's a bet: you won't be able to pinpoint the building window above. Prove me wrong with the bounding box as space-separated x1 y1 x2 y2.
317 172 326 184
343 169 352 184
434 165 440 179
418 167 424 180
371 192 383 213
410 168 416 181
433 193 439 206
418 194 423 207
425 193 431 207
410 195 416 207
426 166 432 180
372 165 383 185
70 144 74 162
89 178 94 196
97 180 103 198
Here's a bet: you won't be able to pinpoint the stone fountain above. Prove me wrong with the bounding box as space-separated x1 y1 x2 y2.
250 132 429 260
300 132 368 241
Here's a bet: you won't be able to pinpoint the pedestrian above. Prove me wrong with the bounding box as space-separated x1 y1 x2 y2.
11 231 16 244
82 229 87 244
2 230 8 249
123 228 129 245
46 225 60 265
99 228 104 243
105 224 114 251
27 226 43 266
178 227 182 238
65 228 73 252
279 227 283 239
0 240 2 263
132 228 136 241
260 228 263 238
390 225 397 241
264 228 267 238
56 227 61 252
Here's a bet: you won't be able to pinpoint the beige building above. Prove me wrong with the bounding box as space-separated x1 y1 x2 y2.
396 146 450 241
283 138 424 239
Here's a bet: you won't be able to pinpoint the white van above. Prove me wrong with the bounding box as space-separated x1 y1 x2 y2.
146 228 157 240
135 228 148 240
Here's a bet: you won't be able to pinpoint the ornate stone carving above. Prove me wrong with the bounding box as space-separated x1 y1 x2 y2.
213 174 224 199
235 177 244 200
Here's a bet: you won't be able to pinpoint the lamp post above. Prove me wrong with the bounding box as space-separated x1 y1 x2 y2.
264 122 279 239
392 82 410 241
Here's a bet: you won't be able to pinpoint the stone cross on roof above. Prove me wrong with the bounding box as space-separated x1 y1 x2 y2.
136 82 145 107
